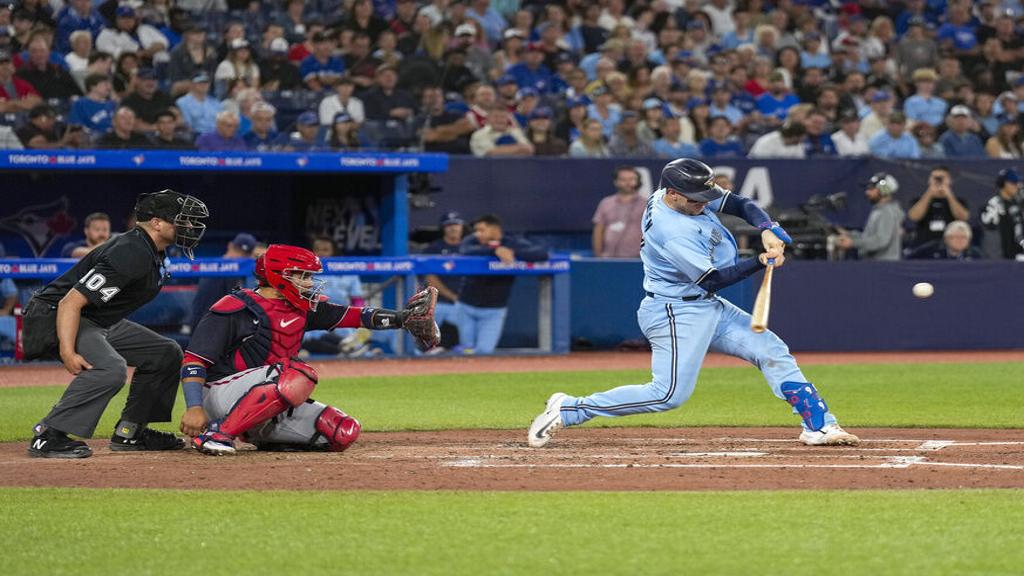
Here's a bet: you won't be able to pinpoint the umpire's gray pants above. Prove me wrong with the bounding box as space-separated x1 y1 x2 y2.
25 300 183 438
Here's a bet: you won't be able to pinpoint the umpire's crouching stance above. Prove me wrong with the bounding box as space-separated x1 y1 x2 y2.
23 190 209 458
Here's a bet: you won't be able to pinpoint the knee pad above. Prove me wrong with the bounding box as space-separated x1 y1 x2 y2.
315 406 361 452
276 359 318 407
780 381 828 431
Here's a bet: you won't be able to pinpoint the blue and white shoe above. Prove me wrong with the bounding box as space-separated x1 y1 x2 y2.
528 393 569 448
799 424 860 446
192 431 237 455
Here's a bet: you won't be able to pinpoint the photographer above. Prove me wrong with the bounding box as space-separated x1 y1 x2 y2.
836 173 904 260
906 166 969 249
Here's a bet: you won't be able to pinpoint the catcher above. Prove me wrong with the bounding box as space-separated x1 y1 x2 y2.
179 244 439 455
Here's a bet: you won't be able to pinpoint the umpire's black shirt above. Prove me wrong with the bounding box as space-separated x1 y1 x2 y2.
34 227 165 328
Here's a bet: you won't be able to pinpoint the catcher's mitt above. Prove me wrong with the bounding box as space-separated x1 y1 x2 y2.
402 286 441 351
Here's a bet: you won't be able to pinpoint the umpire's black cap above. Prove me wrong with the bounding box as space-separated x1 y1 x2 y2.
659 158 724 203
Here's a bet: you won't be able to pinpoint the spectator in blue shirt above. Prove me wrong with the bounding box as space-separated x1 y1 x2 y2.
175 72 222 135
699 116 746 157
465 0 509 47
799 32 831 69
55 0 105 54
586 84 622 139
652 113 698 158
195 110 247 151
300 31 345 92
507 43 554 94
756 71 800 124
936 4 978 56
904 68 947 126
938 105 986 158
869 111 921 159
68 73 115 134
803 109 838 157
282 111 326 151
243 102 279 151
708 83 743 126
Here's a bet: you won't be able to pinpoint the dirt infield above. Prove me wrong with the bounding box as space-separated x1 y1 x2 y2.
3 350 1023 388
2 427 1022 492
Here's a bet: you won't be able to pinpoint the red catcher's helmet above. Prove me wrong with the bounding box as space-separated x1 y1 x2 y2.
255 244 325 311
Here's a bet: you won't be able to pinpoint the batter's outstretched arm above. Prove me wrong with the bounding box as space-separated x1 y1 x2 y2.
718 191 773 228
696 257 766 293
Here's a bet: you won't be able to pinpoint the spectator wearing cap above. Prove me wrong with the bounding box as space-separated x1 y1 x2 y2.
0 48 41 113
149 109 193 150
415 87 473 154
55 0 104 55
452 22 492 83
858 90 894 140
748 121 807 158
556 96 589 144
803 109 838 157
465 0 508 46
281 110 324 151
513 86 539 126
16 37 80 100
637 97 664 143
319 75 364 126
189 233 259 330
167 26 216 97
708 83 744 126
904 68 947 127
195 110 247 151
16 104 70 149
174 73 223 135
326 111 360 149
95 5 168 61
363 65 416 121
996 91 1021 127
122 67 178 131
939 105 986 158
981 169 1024 259
64 30 94 76
756 71 799 125
243 102 279 151
869 111 920 159
608 111 653 157
96 106 151 149
215 38 260 99
525 106 567 157
699 116 745 158
586 84 622 139
421 210 467 347
895 16 939 83
568 118 610 158
494 74 520 108
910 122 944 159
259 37 302 92
301 31 346 91
832 113 870 157
492 29 526 75
470 106 532 157
68 74 116 134
652 114 699 158
507 42 554 94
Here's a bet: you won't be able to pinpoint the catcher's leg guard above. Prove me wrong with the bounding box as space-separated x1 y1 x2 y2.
314 406 361 452
219 362 318 437
780 381 829 432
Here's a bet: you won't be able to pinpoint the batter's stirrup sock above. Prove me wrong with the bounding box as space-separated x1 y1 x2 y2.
780 381 829 432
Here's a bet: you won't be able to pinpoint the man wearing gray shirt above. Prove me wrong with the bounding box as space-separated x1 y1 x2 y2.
837 173 905 260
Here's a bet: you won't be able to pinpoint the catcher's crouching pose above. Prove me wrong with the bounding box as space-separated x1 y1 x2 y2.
179 244 439 455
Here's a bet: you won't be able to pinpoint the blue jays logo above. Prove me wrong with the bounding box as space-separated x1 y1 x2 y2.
0 197 76 257
709 227 722 260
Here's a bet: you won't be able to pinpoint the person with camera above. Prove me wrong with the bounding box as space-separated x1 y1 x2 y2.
836 173 904 260
906 166 969 249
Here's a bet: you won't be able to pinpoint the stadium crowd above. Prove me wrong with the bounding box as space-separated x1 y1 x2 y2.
0 0 1021 157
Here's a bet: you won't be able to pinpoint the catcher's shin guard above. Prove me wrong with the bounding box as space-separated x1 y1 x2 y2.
315 406 361 452
780 381 829 432
220 361 318 437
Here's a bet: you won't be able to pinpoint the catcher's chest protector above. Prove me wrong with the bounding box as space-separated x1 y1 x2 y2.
230 290 308 370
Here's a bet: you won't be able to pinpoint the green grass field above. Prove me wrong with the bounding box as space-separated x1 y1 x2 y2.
3 361 1022 575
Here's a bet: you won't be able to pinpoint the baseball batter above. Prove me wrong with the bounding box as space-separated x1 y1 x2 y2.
179 244 439 455
529 158 859 448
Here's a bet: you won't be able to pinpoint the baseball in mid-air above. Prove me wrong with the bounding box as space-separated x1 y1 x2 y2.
912 282 934 298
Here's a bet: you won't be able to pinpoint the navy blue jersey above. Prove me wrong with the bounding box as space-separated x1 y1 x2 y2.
458 235 548 308
422 238 464 303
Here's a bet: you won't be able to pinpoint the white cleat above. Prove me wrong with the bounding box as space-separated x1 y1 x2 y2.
528 393 569 448
799 424 860 446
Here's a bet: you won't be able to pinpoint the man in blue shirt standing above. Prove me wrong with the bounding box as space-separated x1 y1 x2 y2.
904 68 947 127
869 111 921 158
938 105 985 158
68 74 115 135
175 73 222 136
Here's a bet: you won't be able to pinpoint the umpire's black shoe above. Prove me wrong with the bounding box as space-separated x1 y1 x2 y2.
27 429 93 459
110 428 186 452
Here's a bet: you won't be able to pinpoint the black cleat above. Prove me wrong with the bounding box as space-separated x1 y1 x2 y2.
27 429 93 459
110 428 186 451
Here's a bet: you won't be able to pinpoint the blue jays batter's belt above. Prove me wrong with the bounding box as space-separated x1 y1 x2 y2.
646 292 717 301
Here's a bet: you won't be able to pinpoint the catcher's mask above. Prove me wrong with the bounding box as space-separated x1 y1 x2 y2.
255 244 326 312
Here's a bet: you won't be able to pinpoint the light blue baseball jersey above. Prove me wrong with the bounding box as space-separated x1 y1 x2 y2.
640 188 739 299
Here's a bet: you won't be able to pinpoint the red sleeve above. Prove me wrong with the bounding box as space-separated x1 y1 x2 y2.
15 77 39 97
182 352 213 367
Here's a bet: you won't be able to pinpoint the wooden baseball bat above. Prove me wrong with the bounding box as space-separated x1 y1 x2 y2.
750 261 774 333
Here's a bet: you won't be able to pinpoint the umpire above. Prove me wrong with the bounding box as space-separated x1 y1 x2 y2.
23 190 210 458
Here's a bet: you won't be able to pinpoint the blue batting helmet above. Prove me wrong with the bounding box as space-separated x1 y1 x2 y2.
659 158 724 202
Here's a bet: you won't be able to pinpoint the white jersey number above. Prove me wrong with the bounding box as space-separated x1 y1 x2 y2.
79 268 120 303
